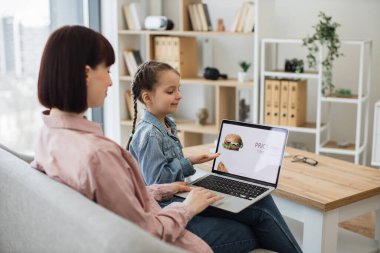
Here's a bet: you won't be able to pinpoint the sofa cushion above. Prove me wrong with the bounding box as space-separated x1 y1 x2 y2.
0 147 185 253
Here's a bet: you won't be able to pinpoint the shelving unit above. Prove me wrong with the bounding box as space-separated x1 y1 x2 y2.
260 38 372 164
101 0 277 147
371 100 380 168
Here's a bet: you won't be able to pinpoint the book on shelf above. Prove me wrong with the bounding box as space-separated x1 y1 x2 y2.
124 90 143 120
122 2 143 30
230 1 255 32
188 4 202 31
187 4 198 31
196 3 208 31
123 49 143 77
243 2 255 33
230 5 242 32
202 3 213 31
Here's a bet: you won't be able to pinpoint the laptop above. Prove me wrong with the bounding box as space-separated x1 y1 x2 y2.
176 119 288 213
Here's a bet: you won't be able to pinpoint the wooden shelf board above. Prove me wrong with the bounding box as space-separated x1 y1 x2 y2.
176 119 219 134
119 75 133 81
120 77 253 88
118 30 254 37
121 119 219 135
181 77 253 88
322 141 356 151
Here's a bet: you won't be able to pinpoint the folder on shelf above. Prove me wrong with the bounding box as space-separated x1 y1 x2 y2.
236 1 250 32
288 80 307 127
264 79 272 125
271 79 281 125
154 36 197 78
280 80 289 126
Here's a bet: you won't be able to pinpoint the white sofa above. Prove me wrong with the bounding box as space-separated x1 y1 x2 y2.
0 145 186 253
0 144 273 253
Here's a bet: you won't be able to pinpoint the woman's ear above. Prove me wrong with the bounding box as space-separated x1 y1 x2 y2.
85 65 91 85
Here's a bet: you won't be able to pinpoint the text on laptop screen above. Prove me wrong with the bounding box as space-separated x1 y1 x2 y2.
213 123 287 184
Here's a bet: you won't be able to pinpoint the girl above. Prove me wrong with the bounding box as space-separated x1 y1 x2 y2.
32 26 226 253
128 61 302 253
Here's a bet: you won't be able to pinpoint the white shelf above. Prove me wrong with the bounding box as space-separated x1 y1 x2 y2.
263 70 319 79
260 38 372 164
319 141 366 156
321 95 369 104
118 30 254 37
265 123 328 134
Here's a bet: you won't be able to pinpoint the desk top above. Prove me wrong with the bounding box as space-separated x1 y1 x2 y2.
183 144 380 212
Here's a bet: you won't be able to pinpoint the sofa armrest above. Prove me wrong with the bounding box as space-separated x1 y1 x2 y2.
0 147 186 253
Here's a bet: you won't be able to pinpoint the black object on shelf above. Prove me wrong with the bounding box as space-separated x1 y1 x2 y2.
284 59 304 73
203 67 228 80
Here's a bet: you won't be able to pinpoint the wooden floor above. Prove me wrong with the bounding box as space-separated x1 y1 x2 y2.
339 212 375 239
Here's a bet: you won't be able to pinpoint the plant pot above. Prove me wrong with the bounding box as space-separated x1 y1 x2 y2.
237 72 248 82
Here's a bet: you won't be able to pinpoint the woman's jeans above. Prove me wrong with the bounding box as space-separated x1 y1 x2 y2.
160 195 302 253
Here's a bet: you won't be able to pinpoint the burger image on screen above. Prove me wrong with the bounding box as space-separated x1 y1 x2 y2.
217 162 229 173
222 134 243 151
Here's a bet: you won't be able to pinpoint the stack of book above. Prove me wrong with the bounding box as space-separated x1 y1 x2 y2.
122 2 143 30
123 49 143 77
264 79 307 127
154 36 197 78
187 3 212 31
230 1 255 33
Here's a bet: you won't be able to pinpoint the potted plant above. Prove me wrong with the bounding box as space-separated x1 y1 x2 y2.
302 11 343 95
238 61 251 82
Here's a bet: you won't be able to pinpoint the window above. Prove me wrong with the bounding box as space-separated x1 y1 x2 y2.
0 0 99 154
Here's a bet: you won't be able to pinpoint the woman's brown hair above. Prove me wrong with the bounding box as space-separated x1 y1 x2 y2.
38 25 115 113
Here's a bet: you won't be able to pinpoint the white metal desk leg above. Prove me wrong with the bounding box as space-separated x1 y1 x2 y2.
376 209 380 249
303 208 339 253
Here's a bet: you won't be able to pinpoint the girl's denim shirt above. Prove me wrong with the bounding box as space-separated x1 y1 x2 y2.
129 110 195 185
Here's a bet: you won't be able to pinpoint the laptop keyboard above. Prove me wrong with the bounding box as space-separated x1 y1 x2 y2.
193 175 269 200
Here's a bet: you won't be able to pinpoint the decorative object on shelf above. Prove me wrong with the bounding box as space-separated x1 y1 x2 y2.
217 18 225 32
302 11 343 96
336 140 351 148
284 58 304 73
334 88 352 97
203 67 228 80
144 16 174 30
290 142 308 151
239 98 250 122
237 61 251 82
195 108 209 126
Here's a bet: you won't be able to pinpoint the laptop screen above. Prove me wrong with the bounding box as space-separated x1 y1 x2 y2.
212 120 288 185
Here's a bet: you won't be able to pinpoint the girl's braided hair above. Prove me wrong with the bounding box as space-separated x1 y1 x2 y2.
126 60 179 150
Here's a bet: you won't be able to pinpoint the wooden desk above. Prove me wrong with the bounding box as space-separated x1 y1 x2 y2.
183 144 380 253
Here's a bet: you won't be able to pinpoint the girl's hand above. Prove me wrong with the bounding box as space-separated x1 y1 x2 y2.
183 187 224 214
169 181 191 193
188 152 220 165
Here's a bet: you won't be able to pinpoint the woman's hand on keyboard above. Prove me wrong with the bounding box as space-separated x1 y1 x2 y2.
183 187 224 214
